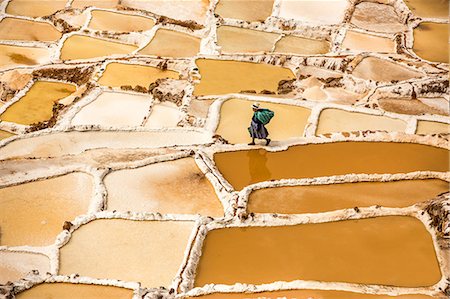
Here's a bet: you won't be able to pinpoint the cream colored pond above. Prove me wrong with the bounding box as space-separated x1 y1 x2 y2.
71 92 152 127
341 31 395 53
144 102 181 129
88 10 155 32
0 18 61 42
216 0 274 22
0 173 93 246
59 219 194 288
0 44 52 69
215 98 311 144
378 97 449 116
416 120 449 135
0 251 49 284
248 179 449 214
194 216 441 287
278 0 348 25
105 157 223 216
60 35 137 60
71 0 118 9
6 0 67 18
16 283 133 299
98 62 179 88
0 81 76 125
350 2 406 33
404 0 449 19
193 59 295 96
316 108 406 135
213 142 449 190
352 57 423 82
413 23 448 63
139 29 201 58
274 35 329 55
217 26 278 53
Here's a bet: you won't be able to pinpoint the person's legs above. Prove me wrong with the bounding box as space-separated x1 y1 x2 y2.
265 138 271 145
248 138 255 145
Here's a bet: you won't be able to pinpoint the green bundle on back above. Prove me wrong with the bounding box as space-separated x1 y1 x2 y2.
255 109 275 125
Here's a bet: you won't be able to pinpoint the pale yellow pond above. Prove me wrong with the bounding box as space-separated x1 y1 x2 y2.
0 18 61 42
274 35 330 55
216 0 274 22
6 0 67 18
416 120 449 135
0 251 49 284
342 31 395 53
0 45 52 69
139 29 201 58
88 10 155 32
216 26 278 53
352 57 423 82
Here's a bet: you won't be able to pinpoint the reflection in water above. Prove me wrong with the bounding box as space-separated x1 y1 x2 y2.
248 149 271 182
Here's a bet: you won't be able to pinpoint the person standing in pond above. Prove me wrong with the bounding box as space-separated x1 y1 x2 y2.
248 103 274 146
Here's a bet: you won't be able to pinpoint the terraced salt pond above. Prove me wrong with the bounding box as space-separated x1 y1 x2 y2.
341 31 395 53
98 62 179 88
194 216 441 287
15 283 133 299
404 0 449 19
214 142 449 190
105 157 223 216
144 102 181 129
0 81 76 125
59 220 194 288
274 35 329 55
350 2 406 33
0 18 61 42
217 26 278 53
215 0 274 21
352 57 423 82
248 179 449 214
194 59 295 96
416 120 449 134
278 0 348 24
71 0 118 9
139 29 201 58
0 172 93 246
5 0 67 17
316 108 407 135
0 44 51 69
88 10 155 32
60 35 137 60
215 98 311 144
413 23 448 63
378 98 449 116
0 251 49 284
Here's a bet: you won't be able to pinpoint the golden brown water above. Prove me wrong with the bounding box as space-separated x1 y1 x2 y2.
16 283 133 299
0 173 93 246
185 290 438 299
98 62 179 88
0 18 61 42
59 219 194 288
0 130 14 140
88 10 155 32
6 0 67 17
193 59 295 96
60 35 138 60
139 29 200 58
404 0 449 19
215 98 311 144
274 35 330 55
216 0 274 22
316 108 407 135
248 179 449 214
352 57 424 82
213 142 449 190
216 26 278 53
0 81 76 125
105 158 224 216
0 251 49 284
194 216 441 287
413 23 448 63
341 31 395 53
0 44 51 68
416 120 450 134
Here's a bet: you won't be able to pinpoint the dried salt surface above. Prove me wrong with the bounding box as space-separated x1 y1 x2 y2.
144 102 182 129
216 26 278 54
378 98 449 116
88 10 155 32
139 29 201 58
274 35 330 55
413 23 448 63
0 18 62 42
247 179 449 214
0 44 52 69
60 35 138 60
194 216 441 287
214 98 311 144
341 31 396 53
71 0 118 9
0 130 213 160
59 219 195 288
278 0 348 25
350 2 407 33
315 108 407 135
15 283 133 299
105 157 224 216
0 251 50 284
122 0 209 24
5 0 67 18
193 59 295 96
416 121 449 135
322 88 365 105
71 92 152 127
215 0 274 21
0 172 93 246
403 0 449 19
352 57 424 82
97 62 179 88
